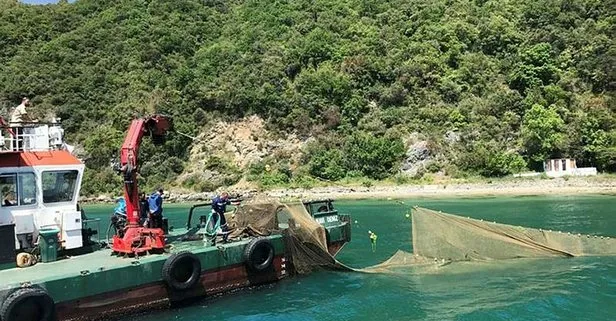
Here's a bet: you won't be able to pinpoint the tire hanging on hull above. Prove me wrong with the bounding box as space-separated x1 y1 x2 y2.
244 237 275 272
162 251 202 291
0 287 56 321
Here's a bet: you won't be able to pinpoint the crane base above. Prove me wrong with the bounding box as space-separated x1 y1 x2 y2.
111 227 166 255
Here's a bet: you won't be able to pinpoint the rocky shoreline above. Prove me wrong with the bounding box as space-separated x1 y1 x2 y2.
79 177 616 204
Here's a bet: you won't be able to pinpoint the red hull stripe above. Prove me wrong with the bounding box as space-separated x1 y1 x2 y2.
0 150 81 167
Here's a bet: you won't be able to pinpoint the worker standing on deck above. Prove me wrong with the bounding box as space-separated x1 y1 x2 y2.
139 192 149 225
10 97 32 124
146 188 164 228
114 197 127 216
211 192 232 243
9 97 34 150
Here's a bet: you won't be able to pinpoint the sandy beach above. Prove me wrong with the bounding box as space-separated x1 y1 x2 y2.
263 177 616 200
81 176 616 203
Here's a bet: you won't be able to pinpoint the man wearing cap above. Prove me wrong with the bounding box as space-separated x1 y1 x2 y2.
145 188 164 228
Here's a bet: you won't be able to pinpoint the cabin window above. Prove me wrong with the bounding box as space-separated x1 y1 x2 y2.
310 202 331 214
18 173 36 205
1 173 37 207
0 175 17 207
42 170 78 203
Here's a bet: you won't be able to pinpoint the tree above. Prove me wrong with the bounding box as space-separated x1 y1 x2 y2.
459 141 526 177
521 104 565 166
596 130 616 172
509 43 561 93
342 131 405 180
1 0 615 194
307 148 346 181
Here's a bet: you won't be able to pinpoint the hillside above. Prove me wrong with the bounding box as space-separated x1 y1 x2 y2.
1 0 615 195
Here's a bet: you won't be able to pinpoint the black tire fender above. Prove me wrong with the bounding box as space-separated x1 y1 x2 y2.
0 287 56 321
162 251 202 291
243 237 275 272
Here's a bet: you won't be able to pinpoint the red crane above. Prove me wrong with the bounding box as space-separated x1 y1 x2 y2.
111 115 172 255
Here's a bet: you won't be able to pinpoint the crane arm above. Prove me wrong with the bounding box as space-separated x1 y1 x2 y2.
119 115 172 226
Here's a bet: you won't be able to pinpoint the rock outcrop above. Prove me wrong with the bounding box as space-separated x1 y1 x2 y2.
401 133 432 177
179 115 307 187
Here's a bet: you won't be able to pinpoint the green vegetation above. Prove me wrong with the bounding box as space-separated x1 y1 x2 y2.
305 131 405 180
0 0 614 194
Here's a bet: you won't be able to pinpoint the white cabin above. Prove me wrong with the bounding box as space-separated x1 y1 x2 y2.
543 158 597 177
0 121 85 251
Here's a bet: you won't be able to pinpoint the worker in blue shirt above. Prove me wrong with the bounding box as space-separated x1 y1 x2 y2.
111 197 128 237
145 187 164 228
211 192 232 243
114 197 127 216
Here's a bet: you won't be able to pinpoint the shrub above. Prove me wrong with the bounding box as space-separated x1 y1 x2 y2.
459 142 527 177
306 147 346 181
342 131 406 180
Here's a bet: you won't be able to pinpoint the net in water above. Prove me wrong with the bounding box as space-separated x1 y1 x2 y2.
363 207 616 273
228 200 616 275
412 207 616 259
227 196 351 274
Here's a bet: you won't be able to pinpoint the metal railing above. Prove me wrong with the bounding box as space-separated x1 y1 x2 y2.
0 123 61 152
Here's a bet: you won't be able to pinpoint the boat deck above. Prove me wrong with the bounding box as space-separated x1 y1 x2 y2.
0 232 256 290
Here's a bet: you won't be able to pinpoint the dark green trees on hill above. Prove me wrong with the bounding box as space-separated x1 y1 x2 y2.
0 0 614 193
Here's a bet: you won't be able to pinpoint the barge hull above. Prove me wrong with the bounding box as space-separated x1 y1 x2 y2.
0 236 288 321
57 256 287 321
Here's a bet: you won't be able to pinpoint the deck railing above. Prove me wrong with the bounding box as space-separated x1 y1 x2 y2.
0 123 64 152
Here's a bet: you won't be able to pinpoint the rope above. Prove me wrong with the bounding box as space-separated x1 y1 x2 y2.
176 131 197 140
204 211 222 237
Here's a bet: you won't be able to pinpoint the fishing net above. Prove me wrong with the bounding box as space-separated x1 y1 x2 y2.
362 207 616 273
412 207 616 259
227 201 280 238
277 202 350 274
228 200 616 275
226 195 350 274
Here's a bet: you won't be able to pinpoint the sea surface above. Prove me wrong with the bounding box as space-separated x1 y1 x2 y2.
84 195 616 321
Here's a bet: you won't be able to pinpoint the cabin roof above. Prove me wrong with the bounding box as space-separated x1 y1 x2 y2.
0 150 81 168
302 199 335 205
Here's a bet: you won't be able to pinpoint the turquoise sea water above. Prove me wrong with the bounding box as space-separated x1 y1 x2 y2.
84 195 616 321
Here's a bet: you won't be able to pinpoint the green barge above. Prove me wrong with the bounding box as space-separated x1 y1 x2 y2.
0 116 351 321
0 235 285 320
0 199 351 321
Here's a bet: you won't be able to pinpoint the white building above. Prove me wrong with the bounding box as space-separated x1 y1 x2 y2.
544 158 597 177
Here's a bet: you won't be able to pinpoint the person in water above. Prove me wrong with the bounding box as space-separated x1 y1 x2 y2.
145 188 164 228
